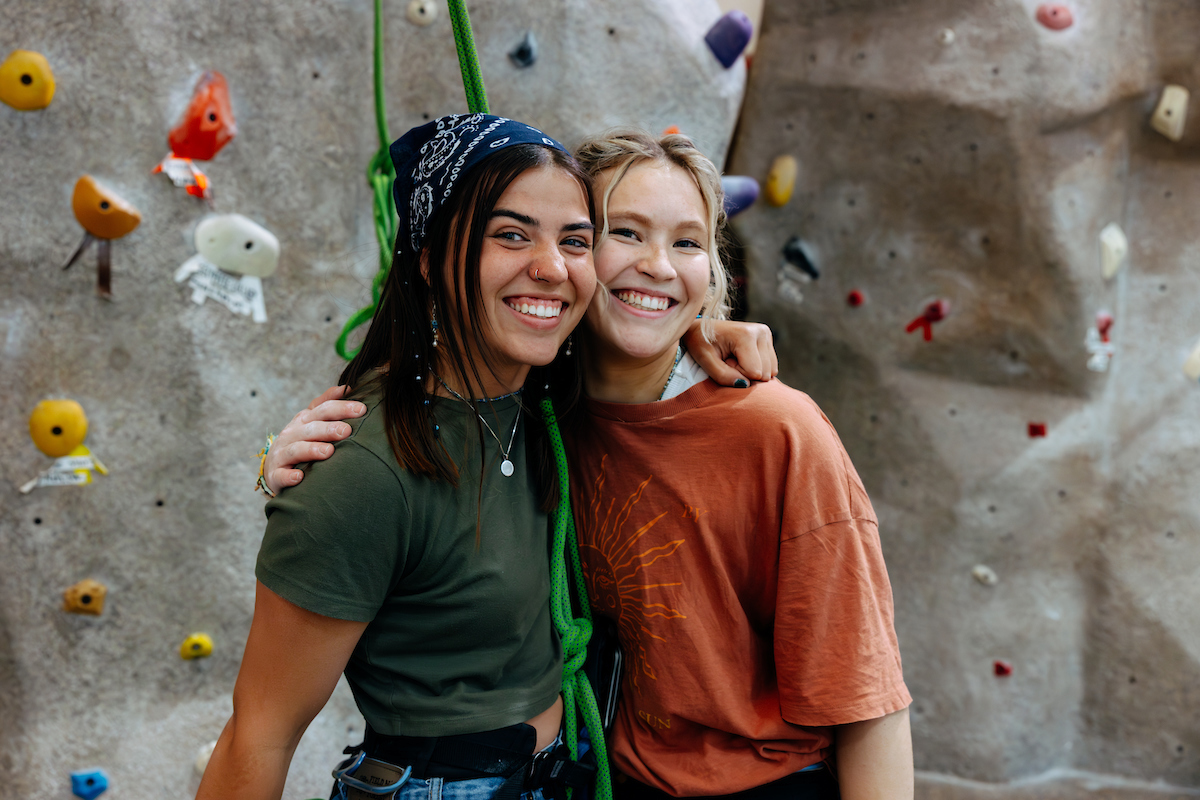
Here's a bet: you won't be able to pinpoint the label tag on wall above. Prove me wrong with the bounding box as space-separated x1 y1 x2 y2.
175 255 267 323
20 450 108 494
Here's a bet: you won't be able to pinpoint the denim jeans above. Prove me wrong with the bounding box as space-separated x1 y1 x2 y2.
389 776 545 800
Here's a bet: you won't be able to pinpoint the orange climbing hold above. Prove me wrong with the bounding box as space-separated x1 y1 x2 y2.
63 578 107 616
71 176 141 241
168 71 236 162
0 49 56 110
1036 4 1073 30
662 125 681 136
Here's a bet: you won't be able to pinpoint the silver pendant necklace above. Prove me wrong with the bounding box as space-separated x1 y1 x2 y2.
436 378 522 477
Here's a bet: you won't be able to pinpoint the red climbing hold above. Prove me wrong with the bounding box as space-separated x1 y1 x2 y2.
994 660 1013 677
905 299 948 341
1095 311 1114 343
168 71 237 162
847 290 864 307
1036 4 1073 30
1028 423 1047 438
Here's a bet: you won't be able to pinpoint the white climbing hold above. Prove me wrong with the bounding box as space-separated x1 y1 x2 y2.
938 28 956 45
1183 339 1200 382
1151 85 1189 142
194 740 217 776
194 214 280 278
406 0 437 26
972 564 998 586
1099 223 1128 280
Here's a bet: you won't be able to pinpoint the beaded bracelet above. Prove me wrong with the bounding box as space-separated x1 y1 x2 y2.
255 433 276 497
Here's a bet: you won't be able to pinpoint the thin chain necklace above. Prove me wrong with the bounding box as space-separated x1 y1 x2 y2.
657 346 684 401
436 377 522 477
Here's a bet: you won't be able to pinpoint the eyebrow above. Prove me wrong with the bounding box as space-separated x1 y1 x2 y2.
491 209 595 233
608 210 706 231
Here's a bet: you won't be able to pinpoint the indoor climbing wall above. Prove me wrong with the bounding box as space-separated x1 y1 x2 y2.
0 1 744 798
729 1 1200 797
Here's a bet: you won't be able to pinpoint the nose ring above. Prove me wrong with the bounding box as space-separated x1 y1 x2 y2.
535 269 539 280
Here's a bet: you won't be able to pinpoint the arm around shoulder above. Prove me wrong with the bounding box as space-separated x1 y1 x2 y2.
196 582 368 800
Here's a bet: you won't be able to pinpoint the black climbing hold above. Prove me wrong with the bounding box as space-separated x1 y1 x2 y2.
781 236 819 280
509 31 537 68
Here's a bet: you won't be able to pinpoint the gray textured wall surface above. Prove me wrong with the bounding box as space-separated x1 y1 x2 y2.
727 1 1200 797
0 2 742 798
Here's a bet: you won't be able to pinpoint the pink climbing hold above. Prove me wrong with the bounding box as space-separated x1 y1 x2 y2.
905 299 949 342
1036 4 1074 30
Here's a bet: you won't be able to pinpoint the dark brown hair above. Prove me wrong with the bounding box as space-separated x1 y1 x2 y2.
339 143 592 509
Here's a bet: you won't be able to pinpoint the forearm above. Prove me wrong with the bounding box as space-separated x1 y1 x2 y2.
834 707 913 800
196 713 299 800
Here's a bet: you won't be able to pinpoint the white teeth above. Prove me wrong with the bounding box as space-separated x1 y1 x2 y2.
508 300 562 319
617 291 671 311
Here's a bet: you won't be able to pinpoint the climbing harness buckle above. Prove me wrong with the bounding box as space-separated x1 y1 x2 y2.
332 750 413 799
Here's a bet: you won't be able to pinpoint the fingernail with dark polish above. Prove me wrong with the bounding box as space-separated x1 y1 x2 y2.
734 378 749 389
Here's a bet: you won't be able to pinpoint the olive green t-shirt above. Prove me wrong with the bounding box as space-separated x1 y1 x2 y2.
255 389 562 737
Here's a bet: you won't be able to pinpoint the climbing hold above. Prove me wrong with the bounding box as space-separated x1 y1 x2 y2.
195 740 217 776
662 125 682 136
704 10 753 69
70 769 109 800
1099 222 1128 279
195 214 280 278
406 0 438 26
71 176 141 241
175 214 279 323
847 289 864 307
1183 338 1200 383
1035 4 1073 30
1028 422 1047 438
1151 85 1189 142
0 49 56 110
508 31 537 68
29 399 87 458
1095 310 1114 343
993 660 1013 677
21 399 107 494
1085 313 1115 373
937 28 956 45
180 633 214 660
765 155 797 207
905 299 949 341
972 565 998 586
721 175 759 218
781 236 819 280
168 71 236 162
63 578 107 616
64 176 141 298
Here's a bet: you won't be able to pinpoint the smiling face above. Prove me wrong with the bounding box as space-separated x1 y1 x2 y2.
442 163 596 393
585 160 712 365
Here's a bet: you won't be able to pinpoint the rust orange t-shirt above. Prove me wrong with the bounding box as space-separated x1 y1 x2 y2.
566 379 911 797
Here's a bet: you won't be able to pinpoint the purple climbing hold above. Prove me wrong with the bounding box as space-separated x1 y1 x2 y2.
705 11 753 69
721 175 759 218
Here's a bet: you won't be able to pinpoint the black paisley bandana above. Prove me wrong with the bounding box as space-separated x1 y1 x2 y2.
390 114 570 257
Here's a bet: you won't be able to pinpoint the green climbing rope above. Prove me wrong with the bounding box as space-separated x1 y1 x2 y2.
542 398 613 800
336 0 398 360
447 0 490 114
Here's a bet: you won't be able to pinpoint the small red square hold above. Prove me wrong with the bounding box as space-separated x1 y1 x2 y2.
847 290 864 307
993 660 1013 677
1028 423 1047 438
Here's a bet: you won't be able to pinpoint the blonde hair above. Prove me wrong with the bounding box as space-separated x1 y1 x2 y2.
574 129 730 340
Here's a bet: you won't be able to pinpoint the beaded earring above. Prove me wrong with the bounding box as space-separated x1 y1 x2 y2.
431 300 439 347
565 334 573 356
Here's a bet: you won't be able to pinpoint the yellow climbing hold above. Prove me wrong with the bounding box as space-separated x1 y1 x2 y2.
63 578 107 616
29 399 88 458
72 175 142 240
0 49 56 111
765 155 797 207
180 633 214 660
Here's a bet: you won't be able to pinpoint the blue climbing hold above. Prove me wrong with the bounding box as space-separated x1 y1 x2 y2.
509 31 537 68
705 11 753 69
721 176 759 218
71 770 109 800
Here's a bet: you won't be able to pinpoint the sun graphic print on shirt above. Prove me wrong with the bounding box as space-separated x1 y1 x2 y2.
579 456 687 695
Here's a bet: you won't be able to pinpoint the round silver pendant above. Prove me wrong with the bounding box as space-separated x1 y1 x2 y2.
500 459 515 477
